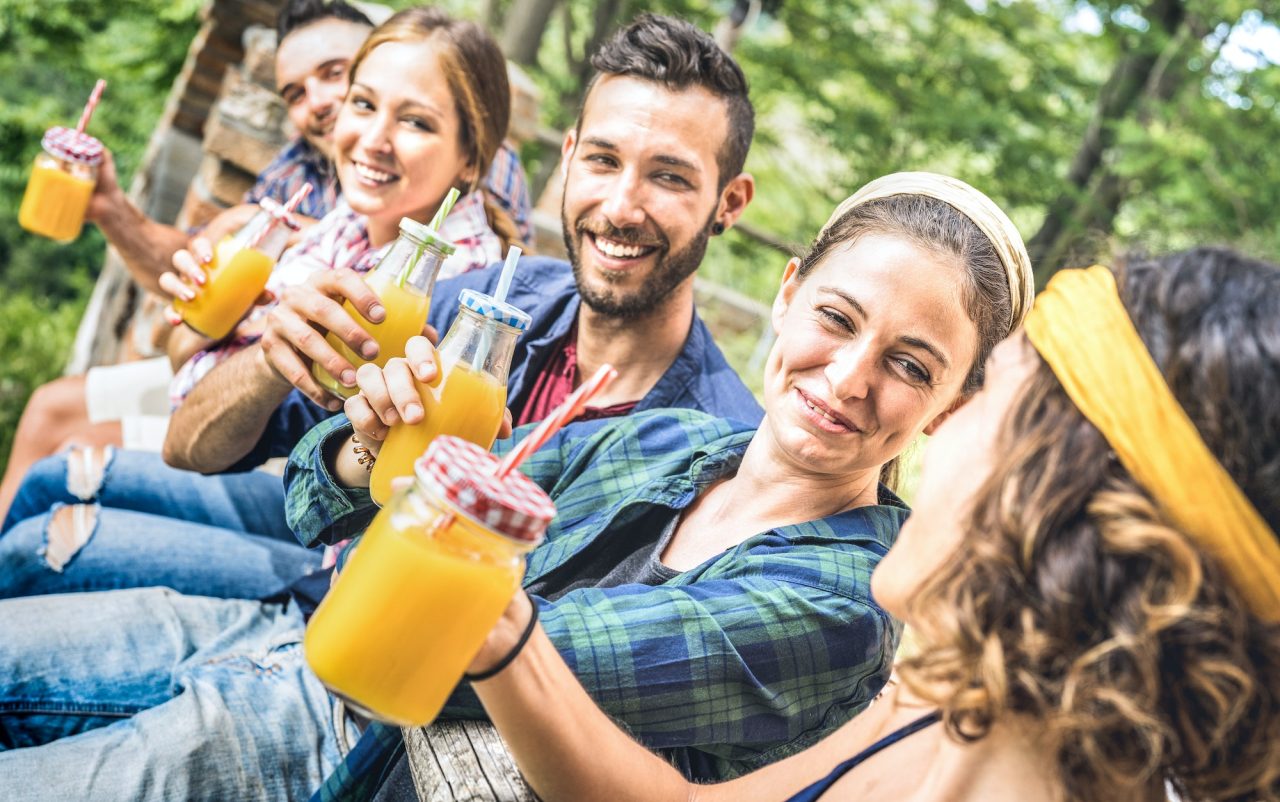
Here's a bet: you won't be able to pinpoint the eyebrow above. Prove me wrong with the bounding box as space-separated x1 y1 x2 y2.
819 286 951 371
582 137 698 172
349 82 444 117
280 59 346 96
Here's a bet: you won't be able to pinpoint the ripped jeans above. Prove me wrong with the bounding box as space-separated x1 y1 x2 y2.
2 448 293 540
0 450 319 600
0 587 355 801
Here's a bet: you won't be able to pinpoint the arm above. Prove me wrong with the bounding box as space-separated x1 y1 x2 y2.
163 342 296 473
444 552 896 778
87 151 261 295
162 268 385 473
470 594 853 802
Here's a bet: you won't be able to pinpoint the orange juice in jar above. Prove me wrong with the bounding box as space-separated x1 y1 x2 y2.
305 435 554 726
18 127 103 243
370 289 530 504
312 217 452 399
173 199 301 340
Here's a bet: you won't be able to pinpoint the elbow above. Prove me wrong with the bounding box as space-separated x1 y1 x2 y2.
162 416 230 475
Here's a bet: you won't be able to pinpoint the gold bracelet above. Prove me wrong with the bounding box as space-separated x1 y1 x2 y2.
351 436 376 472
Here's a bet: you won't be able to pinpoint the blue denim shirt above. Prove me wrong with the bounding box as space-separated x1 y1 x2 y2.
231 257 763 470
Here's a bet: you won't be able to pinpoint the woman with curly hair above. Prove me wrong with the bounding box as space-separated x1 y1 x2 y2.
460 246 1280 801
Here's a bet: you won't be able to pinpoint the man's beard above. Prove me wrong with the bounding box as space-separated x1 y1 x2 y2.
562 208 716 320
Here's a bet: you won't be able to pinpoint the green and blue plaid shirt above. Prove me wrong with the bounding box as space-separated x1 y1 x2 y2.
286 408 907 798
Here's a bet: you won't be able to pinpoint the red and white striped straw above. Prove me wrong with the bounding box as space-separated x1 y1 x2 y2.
282 181 313 214
249 182 312 250
76 80 107 134
494 364 618 478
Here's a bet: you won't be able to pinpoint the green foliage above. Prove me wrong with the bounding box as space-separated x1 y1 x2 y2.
0 291 87 469
0 0 199 473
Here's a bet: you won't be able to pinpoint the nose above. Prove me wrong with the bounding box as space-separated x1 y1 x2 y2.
825 340 874 401
597 167 647 230
356 110 393 156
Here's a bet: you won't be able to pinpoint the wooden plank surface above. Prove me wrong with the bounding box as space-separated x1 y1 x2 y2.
403 721 537 802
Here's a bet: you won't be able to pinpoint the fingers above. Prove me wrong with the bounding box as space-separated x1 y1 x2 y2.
353 363 400 428
322 269 385 326
300 272 380 361
344 393 388 451
159 271 196 303
190 237 214 265
381 359 424 424
403 336 440 385
421 322 440 346
498 408 513 440
261 312 345 411
171 248 207 287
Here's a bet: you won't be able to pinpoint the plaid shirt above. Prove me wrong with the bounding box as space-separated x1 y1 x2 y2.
244 137 339 220
170 191 503 404
288 409 906 798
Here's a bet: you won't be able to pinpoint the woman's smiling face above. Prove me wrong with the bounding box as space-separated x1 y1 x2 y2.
762 233 979 479
333 39 473 233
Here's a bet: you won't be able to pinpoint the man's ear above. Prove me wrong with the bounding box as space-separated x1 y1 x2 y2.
559 127 578 185
922 395 970 436
771 257 803 336
714 172 755 232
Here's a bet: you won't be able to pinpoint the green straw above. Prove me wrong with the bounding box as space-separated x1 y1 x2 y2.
428 187 461 231
398 188 461 287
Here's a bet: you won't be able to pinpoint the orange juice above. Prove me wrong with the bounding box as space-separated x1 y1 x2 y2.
309 217 452 399
18 159 96 242
314 272 431 398
370 362 507 504
304 489 525 725
173 236 276 339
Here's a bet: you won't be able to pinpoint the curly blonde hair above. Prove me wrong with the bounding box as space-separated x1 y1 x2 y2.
897 248 1280 801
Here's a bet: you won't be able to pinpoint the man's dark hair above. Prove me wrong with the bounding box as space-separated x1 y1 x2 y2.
277 0 373 43
586 13 755 188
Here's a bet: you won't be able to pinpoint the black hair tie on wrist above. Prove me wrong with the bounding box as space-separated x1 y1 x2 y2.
465 593 539 682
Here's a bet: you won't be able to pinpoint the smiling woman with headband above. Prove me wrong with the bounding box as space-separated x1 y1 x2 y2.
287 170 1033 792
454 247 1280 801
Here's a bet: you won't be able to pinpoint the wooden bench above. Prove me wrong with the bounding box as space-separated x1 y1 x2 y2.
402 721 536 801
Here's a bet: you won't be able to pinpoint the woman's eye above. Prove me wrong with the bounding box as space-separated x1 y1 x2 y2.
351 97 373 111
818 307 853 331
895 358 930 383
405 117 433 132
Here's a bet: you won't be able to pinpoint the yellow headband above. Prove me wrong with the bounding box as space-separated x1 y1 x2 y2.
822 172 1035 333
1024 265 1280 622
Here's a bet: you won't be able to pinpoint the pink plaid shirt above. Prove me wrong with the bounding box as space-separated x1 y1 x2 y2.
170 190 502 404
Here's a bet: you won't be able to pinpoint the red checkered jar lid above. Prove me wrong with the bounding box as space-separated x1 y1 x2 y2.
41 127 104 166
413 436 555 546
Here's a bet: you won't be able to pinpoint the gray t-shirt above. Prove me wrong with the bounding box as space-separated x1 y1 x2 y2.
526 508 681 601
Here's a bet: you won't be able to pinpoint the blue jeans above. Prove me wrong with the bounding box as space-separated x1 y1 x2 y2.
0 506 322 600
0 448 318 600
2 448 292 541
0 587 354 801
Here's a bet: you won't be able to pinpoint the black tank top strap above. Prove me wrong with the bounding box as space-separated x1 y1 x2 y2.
785 711 942 802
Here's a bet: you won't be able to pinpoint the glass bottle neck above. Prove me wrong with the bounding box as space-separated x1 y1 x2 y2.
235 211 291 260
371 235 450 296
438 306 522 383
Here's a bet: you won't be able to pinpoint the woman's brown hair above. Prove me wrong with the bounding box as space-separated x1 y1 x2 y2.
899 247 1280 801
349 7 522 249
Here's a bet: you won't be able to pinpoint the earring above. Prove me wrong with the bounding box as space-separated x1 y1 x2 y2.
712 222 726 235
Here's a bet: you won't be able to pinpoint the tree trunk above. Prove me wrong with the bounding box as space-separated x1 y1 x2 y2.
1027 0 1187 281
478 0 503 33
501 0 561 67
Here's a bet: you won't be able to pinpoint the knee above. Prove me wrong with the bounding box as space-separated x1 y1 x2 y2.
41 504 101 572
4 447 112 531
21 376 88 433
0 505 100 595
